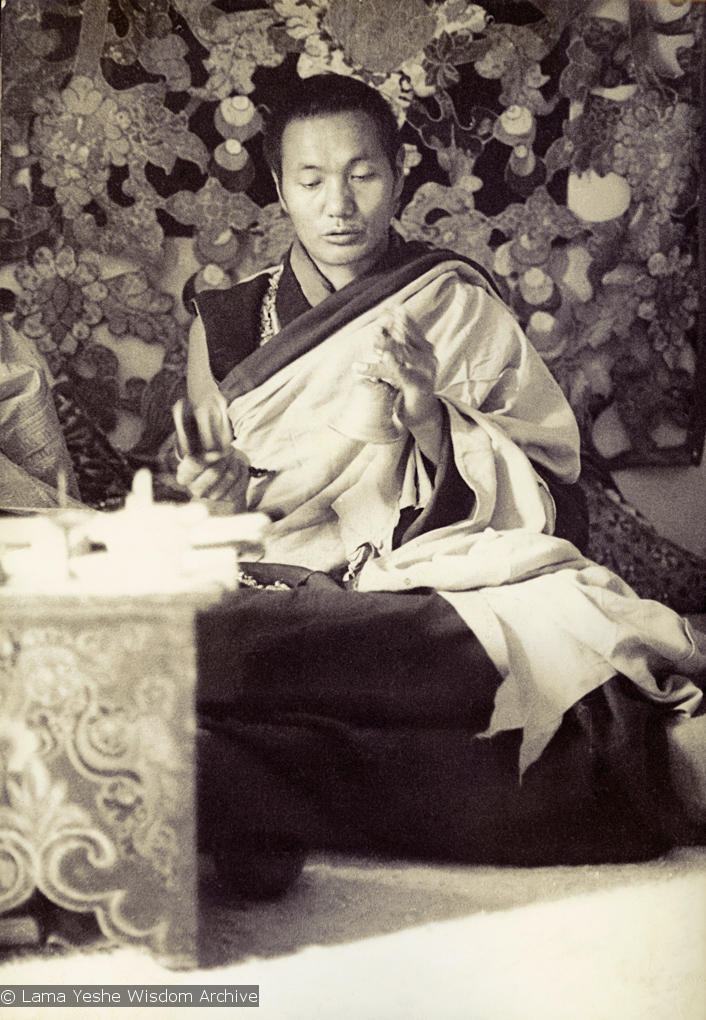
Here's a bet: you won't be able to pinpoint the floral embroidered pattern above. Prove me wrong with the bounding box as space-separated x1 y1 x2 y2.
0 0 702 498
31 76 209 256
0 594 211 965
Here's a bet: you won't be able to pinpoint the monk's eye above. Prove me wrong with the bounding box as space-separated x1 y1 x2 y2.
301 180 321 189
351 173 375 181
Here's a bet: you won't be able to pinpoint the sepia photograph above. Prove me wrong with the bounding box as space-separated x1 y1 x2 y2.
1 0 705 1016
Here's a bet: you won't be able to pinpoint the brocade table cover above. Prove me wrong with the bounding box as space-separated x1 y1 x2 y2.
0 589 217 968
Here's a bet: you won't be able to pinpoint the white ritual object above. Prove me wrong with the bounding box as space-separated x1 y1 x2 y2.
0 469 271 595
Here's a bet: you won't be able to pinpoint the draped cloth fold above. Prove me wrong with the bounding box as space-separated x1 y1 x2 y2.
0 320 81 508
195 254 581 571
197 565 706 867
355 526 706 773
215 243 502 402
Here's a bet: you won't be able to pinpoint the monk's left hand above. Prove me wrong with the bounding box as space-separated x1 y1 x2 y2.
356 308 443 463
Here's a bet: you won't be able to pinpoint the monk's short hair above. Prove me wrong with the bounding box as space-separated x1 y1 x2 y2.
263 74 401 183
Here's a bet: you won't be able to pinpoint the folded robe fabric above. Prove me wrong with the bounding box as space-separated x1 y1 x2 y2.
355 526 706 773
196 567 706 865
203 257 581 571
0 320 81 508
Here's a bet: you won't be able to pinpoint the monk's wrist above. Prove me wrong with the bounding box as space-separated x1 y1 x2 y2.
402 396 443 465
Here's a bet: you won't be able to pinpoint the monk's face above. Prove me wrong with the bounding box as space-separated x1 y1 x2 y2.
276 111 404 290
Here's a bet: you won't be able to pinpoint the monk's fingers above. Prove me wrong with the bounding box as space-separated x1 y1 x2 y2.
208 454 251 501
393 388 406 421
220 479 246 503
359 356 436 405
401 331 435 364
372 308 428 355
205 471 244 502
391 363 439 412
194 398 232 452
377 347 437 391
370 326 397 360
381 346 425 374
389 308 429 351
355 357 404 391
189 459 240 499
372 325 435 368
371 343 404 371
354 360 377 378
190 467 226 499
356 359 392 382
373 324 406 356
176 454 210 488
374 307 397 333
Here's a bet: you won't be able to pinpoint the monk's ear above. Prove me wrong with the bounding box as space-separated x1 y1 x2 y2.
393 146 406 201
273 172 288 214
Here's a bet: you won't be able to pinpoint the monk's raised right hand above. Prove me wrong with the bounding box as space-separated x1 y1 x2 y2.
176 449 250 510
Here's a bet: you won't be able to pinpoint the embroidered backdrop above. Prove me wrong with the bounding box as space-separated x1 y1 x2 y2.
1 0 704 500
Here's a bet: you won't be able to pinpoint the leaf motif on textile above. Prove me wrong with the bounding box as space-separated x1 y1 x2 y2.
166 178 261 232
129 367 187 462
4 759 91 848
559 37 603 102
526 0 587 55
96 202 166 257
433 1 488 39
170 0 221 34
544 137 573 181
397 182 495 273
0 0 77 127
495 22 551 64
190 9 285 98
31 75 209 255
138 34 193 91
272 0 329 44
111 84 209 176
609 98 698 219
104 0 173 67
239 203 297 277
422 34 491 91
325 0 436 74
494 188 583 247
406 93 493 161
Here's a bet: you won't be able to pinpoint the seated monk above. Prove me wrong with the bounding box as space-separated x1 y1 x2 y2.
177 74 706 900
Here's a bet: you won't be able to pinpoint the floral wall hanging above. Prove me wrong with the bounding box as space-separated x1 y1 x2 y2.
1 0 704 508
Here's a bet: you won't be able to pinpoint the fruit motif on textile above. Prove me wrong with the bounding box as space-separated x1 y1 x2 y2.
1 0 702 491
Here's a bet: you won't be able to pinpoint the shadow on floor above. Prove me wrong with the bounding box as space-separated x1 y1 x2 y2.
198 845 706 968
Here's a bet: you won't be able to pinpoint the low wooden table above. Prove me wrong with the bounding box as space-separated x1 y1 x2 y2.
0 589 216 968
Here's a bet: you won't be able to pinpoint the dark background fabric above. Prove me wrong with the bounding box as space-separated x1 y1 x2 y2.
2 0 702 484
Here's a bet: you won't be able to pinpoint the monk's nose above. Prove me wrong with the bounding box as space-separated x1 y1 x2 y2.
324 178 355 218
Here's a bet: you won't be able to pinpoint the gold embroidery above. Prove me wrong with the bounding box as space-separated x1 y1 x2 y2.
259 264 284 346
